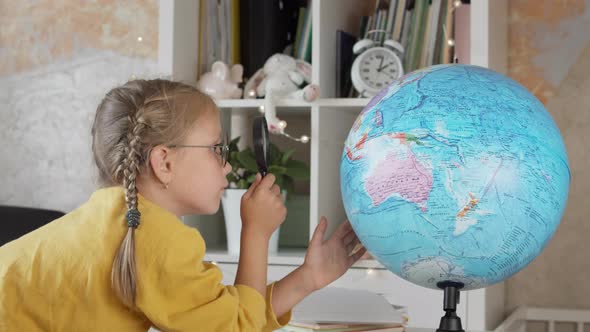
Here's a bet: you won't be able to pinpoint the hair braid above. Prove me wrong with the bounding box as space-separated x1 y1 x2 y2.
111 111 147 309
123 114 147 211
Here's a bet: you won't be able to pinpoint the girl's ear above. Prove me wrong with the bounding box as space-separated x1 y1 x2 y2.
149 145 174 186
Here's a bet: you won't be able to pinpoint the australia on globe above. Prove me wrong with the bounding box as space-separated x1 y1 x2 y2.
340 64 571 290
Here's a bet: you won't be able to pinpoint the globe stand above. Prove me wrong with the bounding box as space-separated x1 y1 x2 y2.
436 281 465 332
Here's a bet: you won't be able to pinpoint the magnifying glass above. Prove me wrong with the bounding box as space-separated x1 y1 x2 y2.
253 116 270 177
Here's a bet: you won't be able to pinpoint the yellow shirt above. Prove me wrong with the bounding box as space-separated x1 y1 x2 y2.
0 187 291 331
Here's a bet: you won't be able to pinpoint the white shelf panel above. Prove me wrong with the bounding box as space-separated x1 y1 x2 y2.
318 98 370 107
204 248 385 269
215 98 370 109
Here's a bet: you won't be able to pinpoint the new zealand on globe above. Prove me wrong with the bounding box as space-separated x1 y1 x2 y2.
340 64 570 330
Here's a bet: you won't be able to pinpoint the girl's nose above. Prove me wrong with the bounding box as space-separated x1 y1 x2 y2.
224 162 232 175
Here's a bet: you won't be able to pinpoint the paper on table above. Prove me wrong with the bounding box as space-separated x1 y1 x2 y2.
291 287 404 325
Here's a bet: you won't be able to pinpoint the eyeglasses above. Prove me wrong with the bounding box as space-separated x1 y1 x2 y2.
168 143 229 167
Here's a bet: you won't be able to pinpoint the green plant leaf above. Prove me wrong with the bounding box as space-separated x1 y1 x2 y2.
246 173 257 184
280 148 296 165
269 143 282 165
285 159 310 179
225 136 311 194
237 179 248 189
228 137 240 155
227 173 239 184
237 149 258 172
268 165 287 175
229 151 239 164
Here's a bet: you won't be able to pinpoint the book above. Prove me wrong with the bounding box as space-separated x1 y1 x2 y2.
296 1 313 63
385 0 398 36
293 7 306 58
400 5 413 55
423 0 442 66
290 287 405 327
406 0 429 71
391 0 407 42
281 324 404 332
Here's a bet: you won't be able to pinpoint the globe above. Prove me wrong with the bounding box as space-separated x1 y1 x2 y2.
340 64 570 290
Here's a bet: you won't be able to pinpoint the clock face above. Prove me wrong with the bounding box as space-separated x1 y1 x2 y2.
358 48 401 91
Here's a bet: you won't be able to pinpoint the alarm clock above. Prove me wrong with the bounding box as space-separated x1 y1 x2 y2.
351 30 404 97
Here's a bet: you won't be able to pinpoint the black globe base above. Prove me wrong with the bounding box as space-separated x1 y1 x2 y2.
436 281 465 332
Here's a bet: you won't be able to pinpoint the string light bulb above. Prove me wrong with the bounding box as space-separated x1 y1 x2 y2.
453 0 462 8
278 131 311 144
137 36 143 42
259 109 310 144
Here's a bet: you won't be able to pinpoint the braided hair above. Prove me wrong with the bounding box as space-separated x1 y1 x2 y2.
91 79 217 309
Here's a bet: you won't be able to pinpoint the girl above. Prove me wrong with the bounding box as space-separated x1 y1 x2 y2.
0 79 366 331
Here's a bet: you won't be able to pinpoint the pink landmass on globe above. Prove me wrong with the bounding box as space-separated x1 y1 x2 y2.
364 148 433 210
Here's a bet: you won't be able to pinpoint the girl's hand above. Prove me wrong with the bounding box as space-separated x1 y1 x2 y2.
240 173 286 239
302 217 367 291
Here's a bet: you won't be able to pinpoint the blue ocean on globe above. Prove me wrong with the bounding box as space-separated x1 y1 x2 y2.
340 64 570 290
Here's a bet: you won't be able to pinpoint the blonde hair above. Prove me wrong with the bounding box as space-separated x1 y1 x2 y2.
91 79 216 309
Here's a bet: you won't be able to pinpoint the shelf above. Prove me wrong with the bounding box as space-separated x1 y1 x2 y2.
204 248 385 269
217 98 306 108
318 98 371 108
215 98 370 109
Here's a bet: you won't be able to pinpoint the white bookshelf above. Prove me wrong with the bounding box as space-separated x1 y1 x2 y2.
158 0 508 330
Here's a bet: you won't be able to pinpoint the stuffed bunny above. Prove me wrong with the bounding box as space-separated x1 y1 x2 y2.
197 61 243 99
244 54 319 136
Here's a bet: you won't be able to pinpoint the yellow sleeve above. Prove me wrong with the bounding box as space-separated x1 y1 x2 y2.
135 227 268 331
263 282 292 332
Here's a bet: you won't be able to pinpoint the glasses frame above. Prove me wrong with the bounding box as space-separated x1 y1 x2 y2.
168 143 229 167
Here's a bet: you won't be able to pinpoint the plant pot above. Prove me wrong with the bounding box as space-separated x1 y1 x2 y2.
221 189 283 256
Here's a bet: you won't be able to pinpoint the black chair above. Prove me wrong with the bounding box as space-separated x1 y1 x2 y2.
0 206 65 246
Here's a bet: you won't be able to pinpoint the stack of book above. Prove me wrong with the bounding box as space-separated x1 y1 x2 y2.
357 0 459 72
338 0 469 97
277 287 407 332
280 323 404 332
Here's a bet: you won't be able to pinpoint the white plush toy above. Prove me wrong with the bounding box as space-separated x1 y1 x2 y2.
196 61 243 99
244 54 319 141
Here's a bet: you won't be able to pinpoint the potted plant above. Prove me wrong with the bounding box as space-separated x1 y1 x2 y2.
221 136 310 255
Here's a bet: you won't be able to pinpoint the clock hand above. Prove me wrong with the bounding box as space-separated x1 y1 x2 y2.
378 64 390 72
377 56 384 72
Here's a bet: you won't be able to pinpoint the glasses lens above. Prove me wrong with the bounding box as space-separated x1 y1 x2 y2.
222 146 229 167
211 146 222 165
211 148 228 166
222 134 229 167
